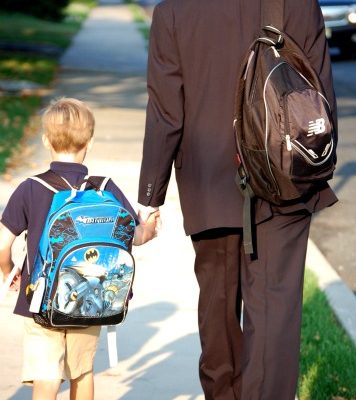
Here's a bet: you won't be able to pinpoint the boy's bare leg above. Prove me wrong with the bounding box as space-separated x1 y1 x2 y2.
70 371 94 400
33 379 61 400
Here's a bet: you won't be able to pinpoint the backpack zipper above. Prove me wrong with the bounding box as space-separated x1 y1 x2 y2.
282 95 293 152
263 62 288 194
291 139 334 167
282 87 334 166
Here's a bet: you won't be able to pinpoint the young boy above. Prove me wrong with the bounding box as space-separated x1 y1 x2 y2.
0 98 159 400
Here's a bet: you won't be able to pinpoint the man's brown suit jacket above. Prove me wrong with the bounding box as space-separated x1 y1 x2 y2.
138 0 338 235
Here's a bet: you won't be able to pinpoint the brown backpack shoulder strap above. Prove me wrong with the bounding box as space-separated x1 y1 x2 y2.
30 170 73 192
261 0 284 30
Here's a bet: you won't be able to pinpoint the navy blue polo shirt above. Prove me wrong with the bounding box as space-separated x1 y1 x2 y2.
1 162 138 317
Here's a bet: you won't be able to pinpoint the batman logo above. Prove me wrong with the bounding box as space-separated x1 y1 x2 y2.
85 248 100 263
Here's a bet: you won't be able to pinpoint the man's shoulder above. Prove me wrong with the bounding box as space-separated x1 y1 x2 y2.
154 0 204 16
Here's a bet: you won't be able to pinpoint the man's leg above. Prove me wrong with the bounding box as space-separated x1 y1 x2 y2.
192 228 243 400
240 211 311 400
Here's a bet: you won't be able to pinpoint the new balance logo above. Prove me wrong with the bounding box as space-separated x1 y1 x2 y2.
307 118 326 136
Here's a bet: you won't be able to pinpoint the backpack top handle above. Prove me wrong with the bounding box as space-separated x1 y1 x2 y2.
80 176 110 192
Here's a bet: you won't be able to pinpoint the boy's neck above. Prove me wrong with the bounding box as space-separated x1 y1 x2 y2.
50 148 87 164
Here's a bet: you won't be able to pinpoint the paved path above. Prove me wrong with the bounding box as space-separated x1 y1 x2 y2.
309 58 356 294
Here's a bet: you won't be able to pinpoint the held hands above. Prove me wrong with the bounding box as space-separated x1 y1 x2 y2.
144 210 161 239
134 206 161 245
138 206 160 224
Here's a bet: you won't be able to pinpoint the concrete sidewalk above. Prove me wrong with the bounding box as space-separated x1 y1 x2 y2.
0 3 355 400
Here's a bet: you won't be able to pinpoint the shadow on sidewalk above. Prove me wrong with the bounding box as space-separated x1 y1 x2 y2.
333 161 356 194
52 70 147 110
96 302 179 369
119 332 201 399
5 302 198 400
7 387 32 400
94 301 201 399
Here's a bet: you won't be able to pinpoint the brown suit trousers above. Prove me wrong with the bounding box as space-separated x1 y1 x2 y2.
192 212 311 400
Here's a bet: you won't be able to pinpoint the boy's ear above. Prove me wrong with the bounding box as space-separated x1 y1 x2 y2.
42 135 51 150
86 137 94 153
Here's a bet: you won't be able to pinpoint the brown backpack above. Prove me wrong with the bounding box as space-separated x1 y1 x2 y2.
234 18 336 254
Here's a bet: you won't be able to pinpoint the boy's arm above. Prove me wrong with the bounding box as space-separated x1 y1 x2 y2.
133 211 160 246
0 223 19 289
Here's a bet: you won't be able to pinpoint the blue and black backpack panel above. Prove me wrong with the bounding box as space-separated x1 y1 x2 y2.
26 171 136 328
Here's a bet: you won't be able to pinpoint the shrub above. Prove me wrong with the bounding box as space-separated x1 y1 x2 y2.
0 0 70 21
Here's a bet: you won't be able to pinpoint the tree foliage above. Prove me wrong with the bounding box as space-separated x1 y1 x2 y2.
0 0 70 21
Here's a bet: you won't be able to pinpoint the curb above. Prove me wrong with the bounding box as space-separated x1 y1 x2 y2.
306 239 356 345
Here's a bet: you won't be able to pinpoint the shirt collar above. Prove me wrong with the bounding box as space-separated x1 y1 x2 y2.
50 161 88 175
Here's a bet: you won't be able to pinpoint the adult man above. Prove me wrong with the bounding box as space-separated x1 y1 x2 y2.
138 0 338 399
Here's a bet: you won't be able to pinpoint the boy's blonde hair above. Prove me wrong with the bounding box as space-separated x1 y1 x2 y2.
42 98 95 153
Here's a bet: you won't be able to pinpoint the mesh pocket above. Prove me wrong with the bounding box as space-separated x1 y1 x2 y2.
242 144 279 199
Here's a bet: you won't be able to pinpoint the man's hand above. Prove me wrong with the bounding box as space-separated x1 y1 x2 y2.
134 206 162 245
138 206 160 223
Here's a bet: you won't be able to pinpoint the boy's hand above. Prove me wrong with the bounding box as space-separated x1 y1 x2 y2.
10 270 21 291
1 267 21 292
145 210 161 238
0 223 18 290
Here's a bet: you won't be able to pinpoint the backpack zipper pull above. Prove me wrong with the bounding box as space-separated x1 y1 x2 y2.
286 134 292 151
272 46 280 58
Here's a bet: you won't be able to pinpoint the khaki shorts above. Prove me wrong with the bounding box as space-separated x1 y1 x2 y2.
22 318 101 383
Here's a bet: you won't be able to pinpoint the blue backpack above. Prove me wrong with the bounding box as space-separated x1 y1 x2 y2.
26 171 136 329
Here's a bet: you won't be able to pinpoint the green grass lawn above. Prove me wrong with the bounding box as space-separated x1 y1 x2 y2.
0 1 95 173
0 0 96 50
0 55 56 85
0 96 41 172
298 269 356 400
0 13 81 49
